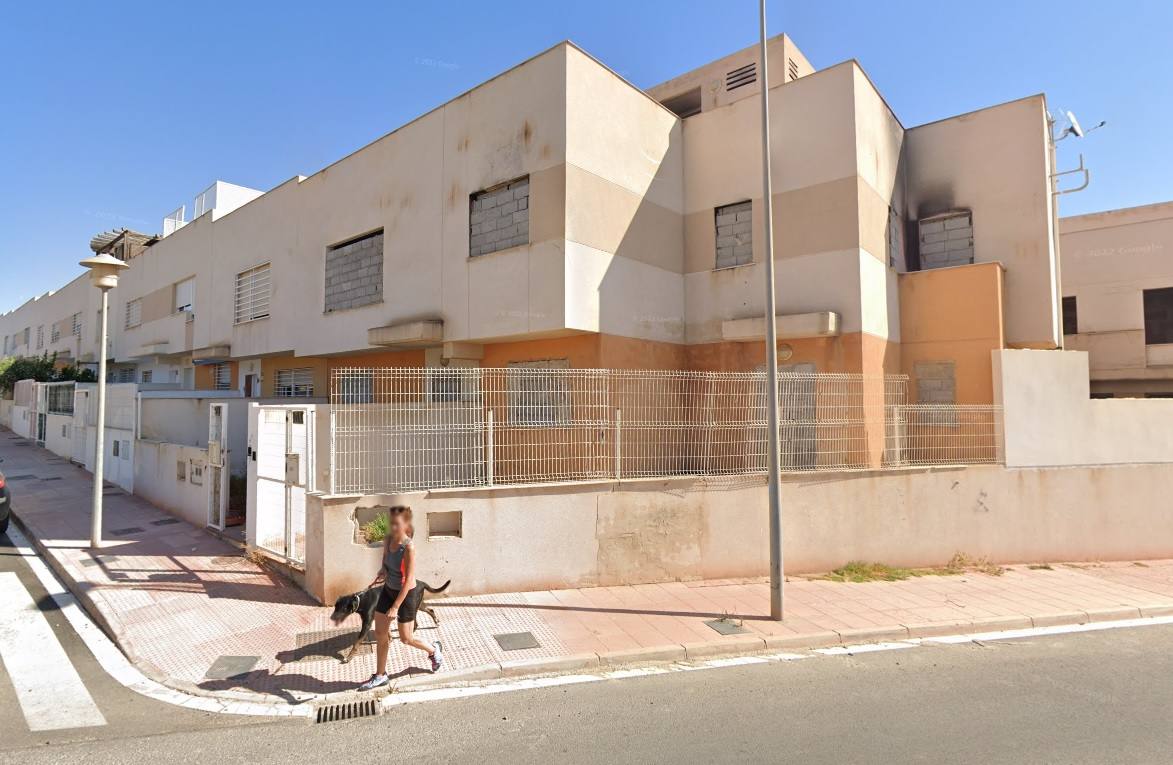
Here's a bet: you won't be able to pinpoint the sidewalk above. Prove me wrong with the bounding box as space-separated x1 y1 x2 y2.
5 430 1173 706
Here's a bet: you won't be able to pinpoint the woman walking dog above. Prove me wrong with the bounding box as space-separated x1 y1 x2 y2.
358 506 443 690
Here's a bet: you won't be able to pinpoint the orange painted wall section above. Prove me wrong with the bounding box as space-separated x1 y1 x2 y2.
898 262 1005 404
194 361 237 391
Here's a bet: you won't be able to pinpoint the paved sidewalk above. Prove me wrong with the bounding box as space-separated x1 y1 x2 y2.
5 430 1173 705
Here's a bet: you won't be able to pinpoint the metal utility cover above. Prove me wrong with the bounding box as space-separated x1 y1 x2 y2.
204 655 260 680
493 631 541 651
109 527 144 536
151 518 181 526
704 619 748 636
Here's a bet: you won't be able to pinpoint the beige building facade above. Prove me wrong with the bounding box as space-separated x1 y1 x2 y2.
2 35 1062 408
1060 201 1173 397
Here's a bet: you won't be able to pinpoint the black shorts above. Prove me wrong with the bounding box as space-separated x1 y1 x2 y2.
375 585 421 623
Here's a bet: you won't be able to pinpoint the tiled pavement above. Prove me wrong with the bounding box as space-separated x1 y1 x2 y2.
6 429 1173 704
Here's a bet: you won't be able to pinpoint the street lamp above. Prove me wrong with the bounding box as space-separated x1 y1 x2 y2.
757 0 785 620
79 252 129 548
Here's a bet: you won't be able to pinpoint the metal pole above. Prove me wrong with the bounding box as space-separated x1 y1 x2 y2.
90 287 110 548
759 0 785 620
486 408 495 487
614 408 622 481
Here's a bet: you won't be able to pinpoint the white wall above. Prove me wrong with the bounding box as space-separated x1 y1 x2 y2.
993 349 1173 467
134 440 218 528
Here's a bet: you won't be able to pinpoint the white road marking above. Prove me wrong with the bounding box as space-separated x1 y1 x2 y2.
0 572 107 731
6 525 312 718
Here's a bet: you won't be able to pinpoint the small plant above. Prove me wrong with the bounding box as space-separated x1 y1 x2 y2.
361 512 390 544
940 552 1005 577
822 561 915 583
1027 563 1054 571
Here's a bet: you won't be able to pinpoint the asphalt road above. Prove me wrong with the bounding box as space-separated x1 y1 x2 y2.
3 533 1171 765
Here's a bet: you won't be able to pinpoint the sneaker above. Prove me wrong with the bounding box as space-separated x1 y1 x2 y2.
429 641 444 673
358 673 389 691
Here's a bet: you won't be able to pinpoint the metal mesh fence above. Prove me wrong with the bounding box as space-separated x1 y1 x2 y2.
330 367 1002 495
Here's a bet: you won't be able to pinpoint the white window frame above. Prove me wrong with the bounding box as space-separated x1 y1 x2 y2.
234 263 271 324
275 368 314 398
50 325 61 343
125 299 142 329
174 276 195 313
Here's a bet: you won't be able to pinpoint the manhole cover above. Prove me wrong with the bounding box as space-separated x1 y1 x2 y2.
704 619 748 636
5 475 36 481
204 655 260 680
291 627 369 662
493 631 540 651
151 518 181 526
109 526 144 537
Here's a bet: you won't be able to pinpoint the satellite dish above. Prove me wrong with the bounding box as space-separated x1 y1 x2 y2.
1065 110 1084 138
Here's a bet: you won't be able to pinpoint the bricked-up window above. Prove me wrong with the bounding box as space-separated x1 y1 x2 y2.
212 363 231 391
325 230 383 312
918 211 973 270
470 177 529 257
715 200 753 269
234 263 271 324
1062 296 1078 336
125 299 142 329
914 361 956 404
1143 287 1173 345
275 368 314 397
507 359 570 426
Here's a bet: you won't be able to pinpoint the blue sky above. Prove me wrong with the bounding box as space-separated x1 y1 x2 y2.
0 1 1167 312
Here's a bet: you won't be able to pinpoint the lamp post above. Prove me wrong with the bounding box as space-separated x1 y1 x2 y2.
79 253 129 549
757 0 785 620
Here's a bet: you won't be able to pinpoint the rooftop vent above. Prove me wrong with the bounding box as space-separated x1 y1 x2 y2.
725 62 757 91
787 57 799 82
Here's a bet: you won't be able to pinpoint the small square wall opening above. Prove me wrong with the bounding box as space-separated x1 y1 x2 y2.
428 511 462 539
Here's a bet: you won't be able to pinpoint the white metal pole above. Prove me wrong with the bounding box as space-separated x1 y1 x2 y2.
486 408 495 487
759 0 785 620
90 287 110 549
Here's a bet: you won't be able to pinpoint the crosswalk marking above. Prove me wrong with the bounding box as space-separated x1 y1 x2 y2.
0 572 106 731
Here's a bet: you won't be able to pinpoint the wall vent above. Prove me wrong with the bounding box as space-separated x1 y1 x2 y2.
725 62 757 91
787 57 799 81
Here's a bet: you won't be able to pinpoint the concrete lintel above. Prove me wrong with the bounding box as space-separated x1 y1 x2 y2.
192 345 231 363
442 342 484 360
721 311 841 342
367 319 444 347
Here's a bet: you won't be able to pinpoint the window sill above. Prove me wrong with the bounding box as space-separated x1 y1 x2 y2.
712 261 755 273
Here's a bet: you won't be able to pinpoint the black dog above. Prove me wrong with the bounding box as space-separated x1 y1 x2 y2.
329 580 451 663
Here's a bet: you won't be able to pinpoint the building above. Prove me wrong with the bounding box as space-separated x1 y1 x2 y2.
1060 201 1173 398
1 35 1062 410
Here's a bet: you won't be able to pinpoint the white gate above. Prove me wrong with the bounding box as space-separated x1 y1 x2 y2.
250 405 312 565
207 403 228 530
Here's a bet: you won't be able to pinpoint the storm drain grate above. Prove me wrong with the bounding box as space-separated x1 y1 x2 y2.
316 699 380 724
5 475 36 481
151 518 181 526
704 619 748 636
109 526 145 537
493 631 541 651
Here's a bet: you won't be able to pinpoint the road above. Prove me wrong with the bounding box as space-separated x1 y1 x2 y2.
2 523 1171 765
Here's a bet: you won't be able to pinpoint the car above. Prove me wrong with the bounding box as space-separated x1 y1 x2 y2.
0 460 9 536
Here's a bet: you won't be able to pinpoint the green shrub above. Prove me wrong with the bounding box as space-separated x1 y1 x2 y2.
361 512 390 544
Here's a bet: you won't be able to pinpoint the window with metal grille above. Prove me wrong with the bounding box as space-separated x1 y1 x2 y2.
725 61 756 91
117 367 136 383
917 211 973 270
50 325 60 343
715 201 752 269
234 263 271 324
22 327 30 346
507 359 570 426
1143 287 1173 345
46 384 73 415
35 326 43 349
275 368 314 397
141 370 153 384
1062 296 1078 336
212 363 231 391
125 299 142 329
335 369 373 403
71 312 81 336
174 277 195 313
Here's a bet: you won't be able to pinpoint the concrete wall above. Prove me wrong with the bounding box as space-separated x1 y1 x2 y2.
134 440 217 528
306 461 1173 603
994 349 1173 467
1060 201 1173 394
43 413 74 459
138 395 248 475
905 96 1059 351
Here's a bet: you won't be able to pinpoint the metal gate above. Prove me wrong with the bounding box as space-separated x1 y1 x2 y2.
252 405 311 565
207 403 228 530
